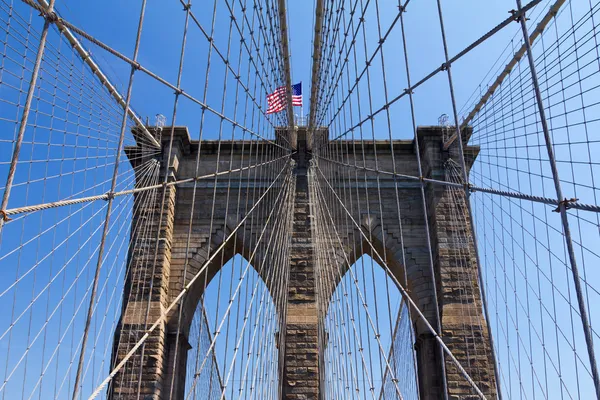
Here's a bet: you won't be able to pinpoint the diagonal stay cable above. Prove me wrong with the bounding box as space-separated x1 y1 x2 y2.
312 164 405 400
3 153 293 218
314 163 489 399
186 175 293 398
315 155 600 213
86 159 293 399
18 0 288 150
325 0 541 142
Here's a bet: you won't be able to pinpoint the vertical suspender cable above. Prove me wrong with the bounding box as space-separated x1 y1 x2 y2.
434 0 503 397
71 1 148 399
514 0 600 397
0 0 56 233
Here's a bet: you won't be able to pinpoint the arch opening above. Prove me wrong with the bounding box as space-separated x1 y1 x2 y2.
184 253 282 400
320 254 419 399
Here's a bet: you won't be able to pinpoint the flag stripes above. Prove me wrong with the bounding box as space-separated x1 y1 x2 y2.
266 82 302 114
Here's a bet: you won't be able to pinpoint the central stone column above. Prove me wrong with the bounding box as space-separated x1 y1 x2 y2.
282 128 320 399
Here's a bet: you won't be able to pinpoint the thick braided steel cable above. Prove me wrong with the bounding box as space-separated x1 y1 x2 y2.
0 0 296 268
0 4 164 313
0 159 153 273
307 153 600 213
455 2 552 120
7 146 600 224
0 155 290 218
471 199 599 395
400 1 499 395
186 74 277 400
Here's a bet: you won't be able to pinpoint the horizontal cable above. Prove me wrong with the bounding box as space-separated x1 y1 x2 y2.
3 153 293 218
316 154 600 213
17 0 290 151
326 0 541 139
312 163 487 399
87 159 294 399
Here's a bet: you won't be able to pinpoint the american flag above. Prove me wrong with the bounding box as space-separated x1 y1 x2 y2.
291 82 303 106
266 82 303 114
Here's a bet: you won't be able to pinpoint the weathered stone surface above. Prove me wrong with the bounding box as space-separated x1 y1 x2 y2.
112 126 498 400
282 129 320 399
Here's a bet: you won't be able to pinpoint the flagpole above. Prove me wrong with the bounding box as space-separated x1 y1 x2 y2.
301 81 304 126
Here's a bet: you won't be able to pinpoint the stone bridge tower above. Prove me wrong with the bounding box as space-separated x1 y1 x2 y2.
109 125 498 399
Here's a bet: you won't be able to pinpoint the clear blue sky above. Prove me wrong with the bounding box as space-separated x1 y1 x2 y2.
52 0 530 137
1 0 598 399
